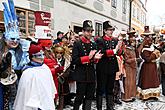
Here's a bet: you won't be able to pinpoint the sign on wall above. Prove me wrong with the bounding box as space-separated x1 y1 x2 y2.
34 11 51 39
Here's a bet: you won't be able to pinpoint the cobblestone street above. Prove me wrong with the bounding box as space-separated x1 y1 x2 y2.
64 94 165 110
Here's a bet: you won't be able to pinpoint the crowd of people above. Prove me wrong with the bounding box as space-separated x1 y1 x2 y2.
1 0 165 110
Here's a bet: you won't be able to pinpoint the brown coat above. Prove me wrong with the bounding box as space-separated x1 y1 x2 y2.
137 47 160 100
122 46 137 101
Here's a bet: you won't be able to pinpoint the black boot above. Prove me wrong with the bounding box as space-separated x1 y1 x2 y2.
73 99 81 110
73 102 80 110
96 95 102 110
57 95 64 110
114 80 122 105
64 94 74 106
82 100 92 110
73 94 84 110
106 95 115 110
114 95 122 105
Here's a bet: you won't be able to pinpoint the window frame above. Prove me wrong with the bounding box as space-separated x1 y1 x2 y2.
95 22 103 37
132 5 136 18
16 7 35 37
137 8 140 20
97 0 103 2
111 0 117 8
122 0 127 14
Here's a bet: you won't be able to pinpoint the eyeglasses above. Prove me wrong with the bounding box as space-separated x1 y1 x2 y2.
9 38 20 42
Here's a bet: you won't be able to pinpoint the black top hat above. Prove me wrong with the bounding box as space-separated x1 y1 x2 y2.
83 20 94 31
141 26 155 36
103 21 115 30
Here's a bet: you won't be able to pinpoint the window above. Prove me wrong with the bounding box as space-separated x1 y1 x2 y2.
28 11 35 35
122 0 127 14
144 14 146 25
95 22 102 37
142 13 146 24
143 14 145 24
137 8 139 20
74 26 83 34
111 0 117 8
0 11 3 23
41 0 54 8
97 0 103 2
132 5 135 17
140 12 143 22
28 0 39 3
0 23 5 37
0 11 5 35
16 8 35 37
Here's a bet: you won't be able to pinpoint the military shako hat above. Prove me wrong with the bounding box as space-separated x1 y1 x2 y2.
103 21 115 30
82 20 94 31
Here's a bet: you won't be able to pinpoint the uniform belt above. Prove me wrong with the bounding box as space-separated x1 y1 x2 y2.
109 57 116 60
86 63 94 66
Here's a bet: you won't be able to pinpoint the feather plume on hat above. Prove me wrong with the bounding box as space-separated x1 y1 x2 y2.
3 0 20 41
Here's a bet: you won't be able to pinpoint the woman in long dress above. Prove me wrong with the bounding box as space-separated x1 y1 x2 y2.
137 26 161 100
122 30 137 102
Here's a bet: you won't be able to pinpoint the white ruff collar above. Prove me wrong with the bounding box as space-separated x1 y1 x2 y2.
142 45 154 52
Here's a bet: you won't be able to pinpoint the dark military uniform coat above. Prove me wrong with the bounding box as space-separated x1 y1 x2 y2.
70 36 97 82
95 35 123 95
96 35 122 74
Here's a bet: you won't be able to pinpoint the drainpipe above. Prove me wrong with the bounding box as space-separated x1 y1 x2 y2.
129 0 134 30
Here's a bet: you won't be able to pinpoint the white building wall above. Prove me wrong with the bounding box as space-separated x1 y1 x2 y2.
53 0 129 35
131 0 147 33
0 0 130 36
0 0 30 10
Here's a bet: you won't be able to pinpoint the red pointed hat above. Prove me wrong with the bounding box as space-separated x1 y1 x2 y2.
29 44 43 57
38 39 52 48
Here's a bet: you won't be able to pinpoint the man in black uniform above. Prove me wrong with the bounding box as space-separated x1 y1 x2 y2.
71 20 102 110
96 21 123 110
